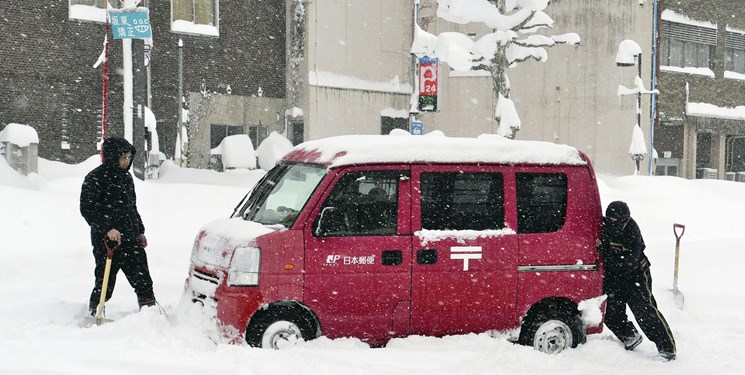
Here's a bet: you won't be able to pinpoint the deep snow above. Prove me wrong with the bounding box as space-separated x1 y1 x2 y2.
1 156 744 374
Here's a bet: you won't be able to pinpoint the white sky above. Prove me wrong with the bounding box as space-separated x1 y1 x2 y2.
1 147 745 374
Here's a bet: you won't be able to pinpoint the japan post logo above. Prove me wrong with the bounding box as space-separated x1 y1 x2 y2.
450 246 482 271
326 255 341 264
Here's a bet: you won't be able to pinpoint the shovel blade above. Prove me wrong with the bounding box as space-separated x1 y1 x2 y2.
673 289 685 310
80 316 115 328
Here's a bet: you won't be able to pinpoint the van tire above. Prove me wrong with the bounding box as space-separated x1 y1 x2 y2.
246 306 318 349
518 307 584 354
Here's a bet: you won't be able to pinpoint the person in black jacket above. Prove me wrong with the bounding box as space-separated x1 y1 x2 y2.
597 201 676 361
80 137 156 316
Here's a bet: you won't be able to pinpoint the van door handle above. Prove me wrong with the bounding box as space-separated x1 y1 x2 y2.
417 249 437 265
381 250 403 266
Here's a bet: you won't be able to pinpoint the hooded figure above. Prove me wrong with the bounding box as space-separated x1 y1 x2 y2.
597 200 676 361
80 137 156 315
599 201 648 277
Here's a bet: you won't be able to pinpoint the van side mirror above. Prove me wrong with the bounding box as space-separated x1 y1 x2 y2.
314 206 339 236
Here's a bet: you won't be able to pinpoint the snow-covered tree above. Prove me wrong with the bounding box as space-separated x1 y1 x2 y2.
411 0 580 138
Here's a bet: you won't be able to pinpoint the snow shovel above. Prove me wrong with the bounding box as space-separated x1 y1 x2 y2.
82 238 119 327
672 223 685 310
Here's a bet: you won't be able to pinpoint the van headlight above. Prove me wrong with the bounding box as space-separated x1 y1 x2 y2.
228 247 261 286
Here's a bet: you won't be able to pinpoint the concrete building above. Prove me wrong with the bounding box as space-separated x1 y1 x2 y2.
298 0 745 178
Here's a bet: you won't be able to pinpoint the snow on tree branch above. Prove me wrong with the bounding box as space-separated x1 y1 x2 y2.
618 76 659 96
552 33 581 45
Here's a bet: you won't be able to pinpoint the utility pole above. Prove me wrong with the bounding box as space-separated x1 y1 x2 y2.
177 38 185 166
131 0 146 180
110 1 151 179
133 38 146 180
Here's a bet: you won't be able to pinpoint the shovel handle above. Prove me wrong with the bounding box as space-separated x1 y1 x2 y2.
673 223 685 241
104 237 120 259
672 224 685 291
95 237 119 324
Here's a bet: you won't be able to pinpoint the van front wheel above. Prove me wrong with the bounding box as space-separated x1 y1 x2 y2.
260 320 304 349
518 309 584 354
246 307 318 349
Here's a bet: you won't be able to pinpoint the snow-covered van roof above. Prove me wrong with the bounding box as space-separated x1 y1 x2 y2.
282 131 587 167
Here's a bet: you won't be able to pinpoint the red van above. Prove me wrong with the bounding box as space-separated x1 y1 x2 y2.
185 133 605 353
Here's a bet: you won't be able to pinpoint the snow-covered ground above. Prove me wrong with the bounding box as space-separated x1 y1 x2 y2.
1 156 744 374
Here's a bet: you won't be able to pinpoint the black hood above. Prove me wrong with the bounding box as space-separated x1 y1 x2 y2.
102 137 136 169
606 200 631 223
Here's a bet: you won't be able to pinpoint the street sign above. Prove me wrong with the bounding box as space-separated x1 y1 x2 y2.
109 8 152 39
411 120 423 135
418 56 439 112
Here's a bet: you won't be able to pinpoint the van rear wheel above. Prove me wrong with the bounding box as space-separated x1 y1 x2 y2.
518 308 584 354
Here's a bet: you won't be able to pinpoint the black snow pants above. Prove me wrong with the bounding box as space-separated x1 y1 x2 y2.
89 241 155 310
604 266 676 354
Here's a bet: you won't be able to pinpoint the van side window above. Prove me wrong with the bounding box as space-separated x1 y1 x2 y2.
313 170 403 237
516 173 567 233
420 172 505 230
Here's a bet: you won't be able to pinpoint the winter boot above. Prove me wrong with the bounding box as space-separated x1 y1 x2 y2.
90 305 104 317
138 298 156 311
623 332 643 351
659 351 676 361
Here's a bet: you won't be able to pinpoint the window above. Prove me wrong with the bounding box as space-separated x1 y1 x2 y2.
241 163 327 227
314 170 403 236
69 0 121 23
420 172 505 231
516 173 567 234
210 124 243 149
172 0 219 36
726 31 745 74
660 20 716 69
381 116 408 135
70 0 110 7
655 158 680 177
289 121 304 146
248 125 268 148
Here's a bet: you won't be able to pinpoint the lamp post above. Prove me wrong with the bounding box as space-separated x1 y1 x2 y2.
616 40 657 175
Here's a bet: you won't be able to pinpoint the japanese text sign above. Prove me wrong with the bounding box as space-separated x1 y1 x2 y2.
109 8 152 39
418 56 439 112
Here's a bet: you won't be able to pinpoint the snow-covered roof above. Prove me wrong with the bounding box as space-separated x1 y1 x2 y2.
687 102 745 121
284 131 587 167
661 9 716 29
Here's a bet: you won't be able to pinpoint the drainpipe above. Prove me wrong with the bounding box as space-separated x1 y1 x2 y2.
648 0 660 176
409 0 420 130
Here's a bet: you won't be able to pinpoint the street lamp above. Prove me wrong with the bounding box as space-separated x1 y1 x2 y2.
616 40 658 175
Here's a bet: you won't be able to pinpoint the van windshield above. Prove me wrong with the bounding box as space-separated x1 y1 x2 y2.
239 162 327 226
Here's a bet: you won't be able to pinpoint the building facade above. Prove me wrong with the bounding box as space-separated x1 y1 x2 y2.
1 0 287 170
655 1 745 180
3 1 744 179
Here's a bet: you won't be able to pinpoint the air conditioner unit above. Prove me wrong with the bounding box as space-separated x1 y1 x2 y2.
725 172 736 181
737 172 745 183
701 168 718 179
